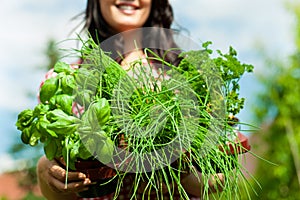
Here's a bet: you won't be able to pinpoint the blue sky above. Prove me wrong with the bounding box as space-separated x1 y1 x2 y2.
0 0 295 172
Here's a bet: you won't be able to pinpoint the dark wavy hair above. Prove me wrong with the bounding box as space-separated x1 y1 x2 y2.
83 0 181 65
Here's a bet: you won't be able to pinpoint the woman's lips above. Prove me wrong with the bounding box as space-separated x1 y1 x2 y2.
116 3 139 14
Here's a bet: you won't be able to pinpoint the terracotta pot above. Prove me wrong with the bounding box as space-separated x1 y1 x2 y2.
219 132 251 155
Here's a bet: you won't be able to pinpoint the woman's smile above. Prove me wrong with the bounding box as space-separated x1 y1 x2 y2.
116 3 139 14
100 0 152 32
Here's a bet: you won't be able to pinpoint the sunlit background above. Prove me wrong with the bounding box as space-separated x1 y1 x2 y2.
0 0 298 198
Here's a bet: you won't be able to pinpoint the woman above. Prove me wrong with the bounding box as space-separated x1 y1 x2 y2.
37 0 224 199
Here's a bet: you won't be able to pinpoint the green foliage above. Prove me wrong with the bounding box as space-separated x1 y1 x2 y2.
45 39 61 70
250 2 300 199
16 61 116 170
15 36 254 199
178 42 253 116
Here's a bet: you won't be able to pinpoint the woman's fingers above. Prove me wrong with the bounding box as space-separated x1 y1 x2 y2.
46 159 92 193
47 173 90 193
49 164 87 182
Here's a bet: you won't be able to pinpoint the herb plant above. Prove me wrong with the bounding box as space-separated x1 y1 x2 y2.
16 38 253 199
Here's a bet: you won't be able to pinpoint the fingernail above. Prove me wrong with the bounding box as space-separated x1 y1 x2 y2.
83 178 91 185
79 173 86 179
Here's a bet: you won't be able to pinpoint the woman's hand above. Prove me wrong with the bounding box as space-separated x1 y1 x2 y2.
37 156 92 200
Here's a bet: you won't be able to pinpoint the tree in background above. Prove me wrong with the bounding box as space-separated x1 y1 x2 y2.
45 39 61 70
250 2 300 199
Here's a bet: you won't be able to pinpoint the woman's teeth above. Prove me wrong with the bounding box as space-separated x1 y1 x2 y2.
118 5 136 10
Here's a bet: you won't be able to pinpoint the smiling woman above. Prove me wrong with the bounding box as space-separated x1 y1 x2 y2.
36 0 217 199
8 0 292 198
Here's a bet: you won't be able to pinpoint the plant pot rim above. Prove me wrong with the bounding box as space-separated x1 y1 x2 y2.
220 132 251 155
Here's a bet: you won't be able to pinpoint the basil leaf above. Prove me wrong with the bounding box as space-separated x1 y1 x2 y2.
61 75 76 95
16 109 34 131
54 94 74 115
29 129 41 146
36 115 58 138
40 77 59 103
96 137 114 164
20 127 31 144
44 139 58 160
54 61 74 74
